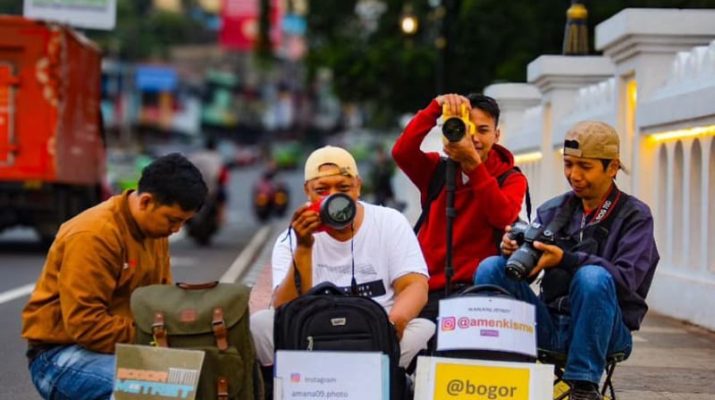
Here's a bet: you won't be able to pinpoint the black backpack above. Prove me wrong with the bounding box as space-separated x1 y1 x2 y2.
274 281 407 400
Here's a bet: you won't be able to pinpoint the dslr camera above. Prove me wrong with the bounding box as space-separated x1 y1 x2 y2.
505 221 555 280
308 192 357 231
441 103 475 142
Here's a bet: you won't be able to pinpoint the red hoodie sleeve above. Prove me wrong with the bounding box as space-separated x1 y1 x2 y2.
466 163 528 230
392 100 443 198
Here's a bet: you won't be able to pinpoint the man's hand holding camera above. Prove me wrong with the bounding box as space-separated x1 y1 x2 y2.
499 226 519 257
291 203 320 247
530 241 564 277
500 222 564 279
437 93 482 172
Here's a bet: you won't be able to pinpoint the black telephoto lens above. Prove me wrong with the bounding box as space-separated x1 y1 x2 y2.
320 193 356 230
505 245 541 280
442 117 466 142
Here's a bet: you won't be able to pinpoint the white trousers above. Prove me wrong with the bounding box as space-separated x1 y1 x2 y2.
250 308 435 369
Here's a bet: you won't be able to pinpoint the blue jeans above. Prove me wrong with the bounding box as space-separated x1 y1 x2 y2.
28 345 114 400
474 256 632 384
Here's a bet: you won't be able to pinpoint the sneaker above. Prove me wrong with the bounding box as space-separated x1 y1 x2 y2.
569 384 603 400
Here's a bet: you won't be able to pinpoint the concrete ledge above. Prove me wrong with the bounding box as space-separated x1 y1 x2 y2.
648 268 715 331
484 83 541 107
640 84 715 132
527 55 614 92
597 8 715 51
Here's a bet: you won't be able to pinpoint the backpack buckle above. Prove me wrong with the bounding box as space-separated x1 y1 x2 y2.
217 376 229 399
212 307 229 351
151 312 168 347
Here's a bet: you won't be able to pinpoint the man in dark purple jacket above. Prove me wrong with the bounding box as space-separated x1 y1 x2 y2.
475 121 659 400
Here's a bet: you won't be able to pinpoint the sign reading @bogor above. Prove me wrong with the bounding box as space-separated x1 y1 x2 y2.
437 296 537 358
23 0 117 30
114 344 204 400
414 356 553 400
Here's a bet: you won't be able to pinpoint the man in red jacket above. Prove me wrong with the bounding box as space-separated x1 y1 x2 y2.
392 93 527 321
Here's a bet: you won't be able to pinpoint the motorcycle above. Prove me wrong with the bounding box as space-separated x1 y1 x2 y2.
252 170 290 222
185 196 219 246
186 165 229 246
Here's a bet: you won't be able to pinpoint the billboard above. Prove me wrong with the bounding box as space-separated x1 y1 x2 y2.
24 0 117 30
219 0 282 51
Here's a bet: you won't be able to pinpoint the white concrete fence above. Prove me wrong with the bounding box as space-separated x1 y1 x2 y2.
484 8 715 330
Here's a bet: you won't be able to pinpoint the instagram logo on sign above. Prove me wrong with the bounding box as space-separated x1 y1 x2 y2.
291 373 301 383
441 316 456 331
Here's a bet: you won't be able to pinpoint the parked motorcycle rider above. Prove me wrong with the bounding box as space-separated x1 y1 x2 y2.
189 136 228 225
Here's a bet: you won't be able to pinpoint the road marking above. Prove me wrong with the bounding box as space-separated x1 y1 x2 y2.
0 283 35 305
220 225 272 283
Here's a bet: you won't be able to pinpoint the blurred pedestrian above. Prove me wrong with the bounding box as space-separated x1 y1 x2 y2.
368 144 397 207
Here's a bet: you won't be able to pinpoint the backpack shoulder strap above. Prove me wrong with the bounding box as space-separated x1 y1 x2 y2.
492 166 532 250
496 166 532 222
413 157 447 233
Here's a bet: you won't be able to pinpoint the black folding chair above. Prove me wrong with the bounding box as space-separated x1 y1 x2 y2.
538 348 627 400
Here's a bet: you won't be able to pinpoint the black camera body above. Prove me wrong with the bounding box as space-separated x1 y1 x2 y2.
505 221 555 280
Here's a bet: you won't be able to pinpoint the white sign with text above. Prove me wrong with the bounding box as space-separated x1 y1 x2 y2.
24 0 117 30
275 350 388 400
437 296 537 357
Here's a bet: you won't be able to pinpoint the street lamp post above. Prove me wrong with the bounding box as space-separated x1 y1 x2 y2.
400 4 419 35
434 0 459 93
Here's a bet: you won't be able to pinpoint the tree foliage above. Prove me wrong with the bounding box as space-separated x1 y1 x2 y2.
306 0 715 125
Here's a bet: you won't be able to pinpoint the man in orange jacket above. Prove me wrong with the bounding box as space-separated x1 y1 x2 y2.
22 153 207 400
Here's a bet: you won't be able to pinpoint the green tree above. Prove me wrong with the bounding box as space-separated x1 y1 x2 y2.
306 0 715 126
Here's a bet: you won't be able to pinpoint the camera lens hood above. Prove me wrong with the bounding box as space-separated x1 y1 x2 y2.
442 117 466 142
320 193 357 230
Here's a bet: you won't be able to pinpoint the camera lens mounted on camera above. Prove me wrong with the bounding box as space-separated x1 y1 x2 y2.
441 103 475 143
505 221 554 280
442 117 467 142
318 193 357 230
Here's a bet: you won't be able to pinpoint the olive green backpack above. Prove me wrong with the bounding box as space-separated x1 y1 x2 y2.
131 281 262 400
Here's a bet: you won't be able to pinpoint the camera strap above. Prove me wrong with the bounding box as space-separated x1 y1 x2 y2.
547 184 627 246
285 224 359 297
578 185 622 241
413 157 449 234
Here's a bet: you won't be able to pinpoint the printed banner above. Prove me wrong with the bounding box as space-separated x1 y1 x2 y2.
219 0 282 51
0 64 15 164
414 356 553 400
275 350 389 400
113 344 204 400
23 0 117 30
437 296 537 357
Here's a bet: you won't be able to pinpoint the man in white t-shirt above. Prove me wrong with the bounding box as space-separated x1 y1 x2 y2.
250 145 434 374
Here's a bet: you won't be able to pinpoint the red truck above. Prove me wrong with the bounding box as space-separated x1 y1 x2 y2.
0 16 105 243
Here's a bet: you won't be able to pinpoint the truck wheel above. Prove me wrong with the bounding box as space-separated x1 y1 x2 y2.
34 187 70 246
36 222 60 247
